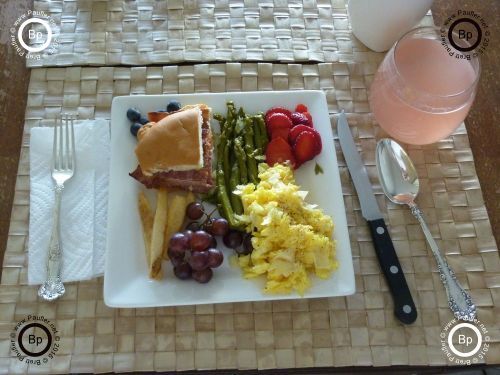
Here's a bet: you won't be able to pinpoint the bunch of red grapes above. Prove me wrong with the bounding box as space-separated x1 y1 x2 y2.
168 202 253 283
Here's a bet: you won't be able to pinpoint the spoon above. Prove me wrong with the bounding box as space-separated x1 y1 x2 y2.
376 138 476 321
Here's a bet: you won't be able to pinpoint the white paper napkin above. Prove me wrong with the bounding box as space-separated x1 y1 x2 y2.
28 119 110 284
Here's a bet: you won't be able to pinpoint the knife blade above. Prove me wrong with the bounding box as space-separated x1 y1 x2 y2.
337 111 417 324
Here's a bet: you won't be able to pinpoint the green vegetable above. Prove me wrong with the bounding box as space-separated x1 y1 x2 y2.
216 168 239 228
213 102 269 229
243 117 259 184
314 162 324 175
234 137 248 184
255 113 268 151
229 163 243 215
253 117 263 153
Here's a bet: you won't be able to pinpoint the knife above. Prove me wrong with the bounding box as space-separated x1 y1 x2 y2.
337 111 417 324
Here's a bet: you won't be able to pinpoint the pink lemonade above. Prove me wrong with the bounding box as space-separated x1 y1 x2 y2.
370 32 479 145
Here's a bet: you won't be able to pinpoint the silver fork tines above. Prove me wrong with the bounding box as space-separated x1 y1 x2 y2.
38 113 76 301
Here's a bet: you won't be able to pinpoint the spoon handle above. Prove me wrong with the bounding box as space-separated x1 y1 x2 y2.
409 203 476 321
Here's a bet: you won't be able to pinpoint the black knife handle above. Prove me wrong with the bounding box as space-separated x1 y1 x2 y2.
367 218 417 324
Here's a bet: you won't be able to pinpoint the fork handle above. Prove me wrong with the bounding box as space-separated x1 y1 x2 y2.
46 184 64 282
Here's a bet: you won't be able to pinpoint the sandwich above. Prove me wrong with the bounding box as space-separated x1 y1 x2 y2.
130 104 215 192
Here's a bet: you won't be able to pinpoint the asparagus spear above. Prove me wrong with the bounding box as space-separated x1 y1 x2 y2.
253 117 263 153
234 137 248 184
216 125 241 228
243 117 259 184
229 163 243 215
216 167 240 228
222 104 235 185
254 114 268 152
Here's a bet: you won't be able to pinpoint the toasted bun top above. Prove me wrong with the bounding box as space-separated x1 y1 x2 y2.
135 106 205 175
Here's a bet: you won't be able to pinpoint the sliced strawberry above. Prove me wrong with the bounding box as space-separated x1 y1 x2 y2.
271 127 290 140
303 111 313 126
266 137 296 168
295 104 308 113
266 113 293 136
290 112 309 126
289 125 312 144
293 131 319 165
265 107 292 123
289 125 322 153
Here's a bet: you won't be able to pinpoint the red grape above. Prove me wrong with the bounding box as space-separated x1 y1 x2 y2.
243 234 254 254
183 230 193 242
211 218 229 236
190 230 213 252
168 248 185 266
223 230 243 249
174 263 192 280
169 233 189 257
207 248 223 268
188 250 209 271
186 202 204 220
192 268 213 283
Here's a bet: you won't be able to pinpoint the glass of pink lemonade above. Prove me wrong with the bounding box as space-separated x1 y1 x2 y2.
369 27 480 145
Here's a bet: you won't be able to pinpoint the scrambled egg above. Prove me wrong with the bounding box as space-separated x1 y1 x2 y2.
234 163 338 295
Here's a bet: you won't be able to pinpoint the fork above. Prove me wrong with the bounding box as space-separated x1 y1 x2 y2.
38 114 76 301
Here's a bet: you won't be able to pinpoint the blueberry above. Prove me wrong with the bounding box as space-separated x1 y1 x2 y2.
130 122 142 137
138 116 149 125
167 100 181 112
126 108 141 122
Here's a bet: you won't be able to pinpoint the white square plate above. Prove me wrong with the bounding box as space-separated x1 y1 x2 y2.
105 90 354 307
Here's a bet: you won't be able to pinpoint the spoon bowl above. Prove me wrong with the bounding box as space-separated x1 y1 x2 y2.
376 139 419 206
376 138 476 321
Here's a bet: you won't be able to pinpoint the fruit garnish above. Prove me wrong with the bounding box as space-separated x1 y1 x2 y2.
303 111 313 126
266 113 293 136
130 122 142 137
223 230 243 249
167 100 181 112
270 126 290 141
265 136 296 168
293 131 320 165
265 107 292 123
192 268 213 283
295 104 308 113
207 248 224 267
126 108 142 122
290 112 310 126
186 202 204 220
288 125 321 149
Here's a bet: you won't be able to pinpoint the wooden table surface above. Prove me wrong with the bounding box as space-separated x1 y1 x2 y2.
0 0 498 373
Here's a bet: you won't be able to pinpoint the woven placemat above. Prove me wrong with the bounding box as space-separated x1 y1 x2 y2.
29 0 434 67
1 63 499 373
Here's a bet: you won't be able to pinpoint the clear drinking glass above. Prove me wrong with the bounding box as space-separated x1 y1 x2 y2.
369 27 480 145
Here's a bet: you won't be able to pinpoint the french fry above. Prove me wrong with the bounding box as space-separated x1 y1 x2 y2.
138 192 154 266
149 189 168 280
163 191 196 259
